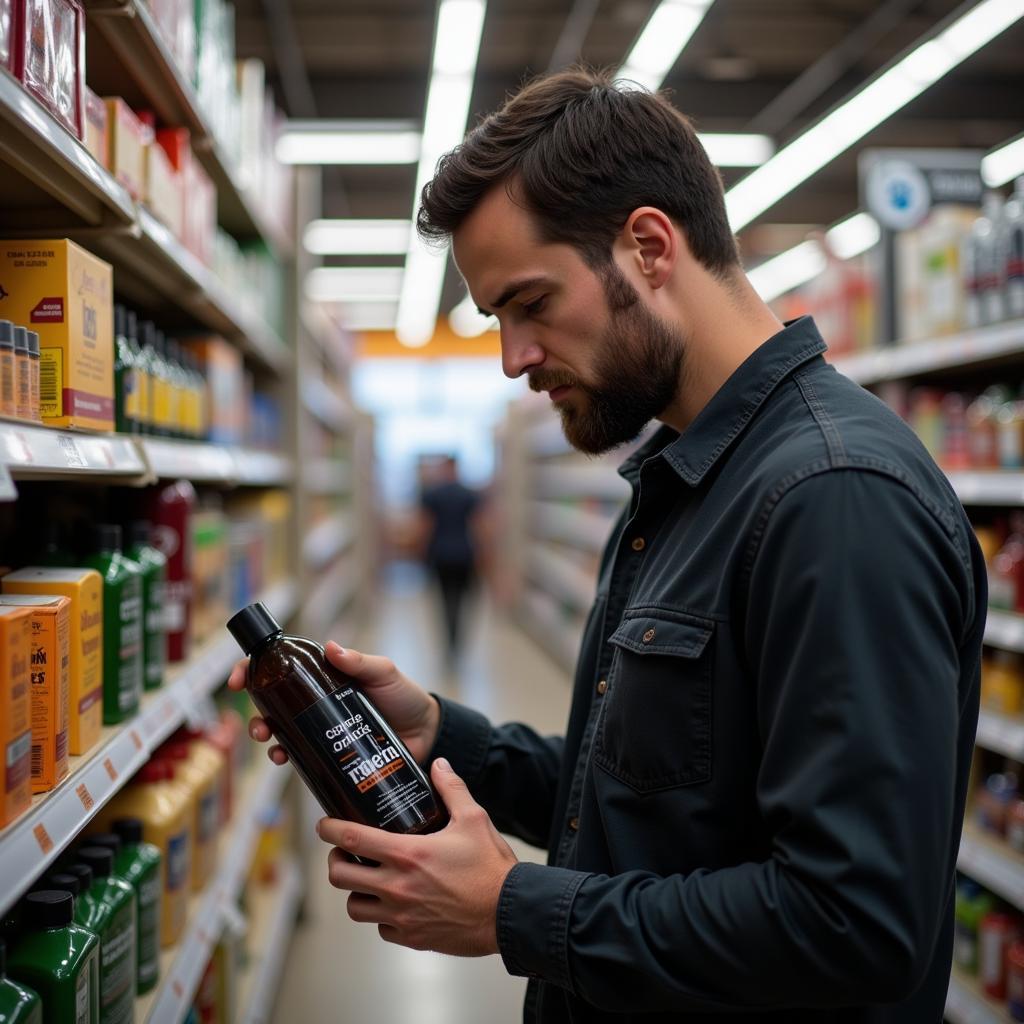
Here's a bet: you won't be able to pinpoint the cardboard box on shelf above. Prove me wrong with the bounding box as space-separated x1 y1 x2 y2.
0 606 32 827
0 239 114 431
105 98 150 201
144 140 184 240
83 87 108 169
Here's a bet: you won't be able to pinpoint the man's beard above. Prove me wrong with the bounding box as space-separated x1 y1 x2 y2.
529 264 685 456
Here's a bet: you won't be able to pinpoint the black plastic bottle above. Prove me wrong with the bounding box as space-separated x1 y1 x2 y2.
227 603 448 836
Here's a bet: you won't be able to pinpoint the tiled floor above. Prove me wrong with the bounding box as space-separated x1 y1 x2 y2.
270 564 573 1023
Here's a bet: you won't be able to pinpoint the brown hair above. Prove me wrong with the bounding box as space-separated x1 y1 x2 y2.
417 67 740 276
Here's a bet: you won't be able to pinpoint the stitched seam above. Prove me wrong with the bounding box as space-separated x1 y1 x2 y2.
553 871 589 994
795 370 848 467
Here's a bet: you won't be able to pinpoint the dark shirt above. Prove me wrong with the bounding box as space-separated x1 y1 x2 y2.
420 480 479 567
430 317 985 1023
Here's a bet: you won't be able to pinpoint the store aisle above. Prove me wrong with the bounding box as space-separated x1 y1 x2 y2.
271 564 574 1024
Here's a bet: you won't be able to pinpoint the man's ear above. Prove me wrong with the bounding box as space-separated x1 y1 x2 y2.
620 207 677 289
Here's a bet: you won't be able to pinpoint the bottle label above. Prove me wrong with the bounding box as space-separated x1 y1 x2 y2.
138 874 161 985
117 578 143 712
75 967 90 1024
100 905 136 1024
294 687 439 830
166 830 190 894
124 368 141 420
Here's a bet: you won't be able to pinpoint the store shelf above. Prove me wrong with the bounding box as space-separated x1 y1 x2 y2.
957 825 1024 912
303 458 351 496
945 968 1013 1024
525 542 596 615
946 472 1024 506
0 422 148 484
136 758 292 1023
831 320 1024 386
0 577 298 918
237 858 304 1024
303 513 355 570
302 379 353 434
0 64 135 228
527 418 572 457
530 500 616 553
976 709 1024 761
302 553 360 641
520 584 582 674
533 463 630 501
984 610 1024 653
233 449 295 487
139 438 293 485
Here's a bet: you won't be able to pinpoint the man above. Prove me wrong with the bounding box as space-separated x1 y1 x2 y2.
231 68 985 1022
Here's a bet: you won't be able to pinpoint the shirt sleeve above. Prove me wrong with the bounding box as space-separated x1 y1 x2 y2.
496 468 980 1012
429 696 565 849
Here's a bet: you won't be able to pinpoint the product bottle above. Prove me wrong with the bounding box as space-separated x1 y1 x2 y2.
0 320 15 419
27 332 40 423
7 890 100 1024
112 306 139 436
152 332 171 439
135 318 155 437
157 740 219 892
965 194 1006 327
1008 939 1024 1021
0 940 42 1024
1006 177 1024 321
168 341 190 440
126 521 166 693
206 709 243 822
13 327 30 422
189 353 208 441
980 910 1021 1000
150 480 196 663
84 525 143 724
954 880 994 974
226 602 448 836
73 847 136 1024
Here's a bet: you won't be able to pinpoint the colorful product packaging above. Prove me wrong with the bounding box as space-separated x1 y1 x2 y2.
104 98 149 201
0 239 114 431
0 606 32 827
182 337 243 445
0 594 70 794
144 141 184 240
3 568 103 756
83 87 108 169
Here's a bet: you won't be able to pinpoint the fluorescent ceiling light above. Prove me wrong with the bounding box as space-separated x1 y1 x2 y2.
303 220 412 256
337 301 399 332
824 212 880 262
305 267 404 303
396 0 487 348
276 121 421 164
983 132 1024 187
726 0 1024 231
697 133 774 168
449 294 498 337
748 241 827 304
619 0 715 92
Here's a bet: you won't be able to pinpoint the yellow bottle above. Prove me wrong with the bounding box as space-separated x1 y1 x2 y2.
161 737 222 891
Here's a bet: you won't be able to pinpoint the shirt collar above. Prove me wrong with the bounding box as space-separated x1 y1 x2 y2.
618 316 828 486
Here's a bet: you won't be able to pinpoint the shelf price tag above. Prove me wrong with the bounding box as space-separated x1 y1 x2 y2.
103 758 118 782
33 823 54 854
75 783 94 812
56 435 86 469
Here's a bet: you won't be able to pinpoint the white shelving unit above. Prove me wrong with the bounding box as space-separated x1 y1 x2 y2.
303 458 352 496
303 513 355 571
530 500 616 553
946 969 1013 1024
948 472 1024 507
957 826 1024 913
525 542 596 615
984 610 1024 654
976 709 1024 761
533 462 631 501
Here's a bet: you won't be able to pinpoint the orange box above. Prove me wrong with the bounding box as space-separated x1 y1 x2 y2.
105 98 148 200
3 568 103 756
0 606 32 826
0 594 71 793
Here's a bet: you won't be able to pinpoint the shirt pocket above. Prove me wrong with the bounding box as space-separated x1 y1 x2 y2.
593 610 714 792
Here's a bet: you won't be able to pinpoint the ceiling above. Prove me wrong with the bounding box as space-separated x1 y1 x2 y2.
233 0 1024 314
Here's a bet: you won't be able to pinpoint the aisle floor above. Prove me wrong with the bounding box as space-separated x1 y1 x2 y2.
270 564 573 1024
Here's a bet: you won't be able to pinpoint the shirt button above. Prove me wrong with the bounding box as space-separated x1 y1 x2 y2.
642 628 656 643
596 679 608 695
631 537 645 552
568 817 580 831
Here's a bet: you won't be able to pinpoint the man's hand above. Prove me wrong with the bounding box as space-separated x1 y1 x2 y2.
227 642 442 767
318 758 518 957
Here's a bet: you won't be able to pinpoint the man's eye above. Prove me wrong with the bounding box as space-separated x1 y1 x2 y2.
523 296 547 316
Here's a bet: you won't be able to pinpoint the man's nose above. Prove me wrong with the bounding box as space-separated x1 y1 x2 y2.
499 324 545 380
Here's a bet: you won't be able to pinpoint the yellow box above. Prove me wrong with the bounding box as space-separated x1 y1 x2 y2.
0 239 114 431
3 569 103 756
0 594 71 793
0 607 32 827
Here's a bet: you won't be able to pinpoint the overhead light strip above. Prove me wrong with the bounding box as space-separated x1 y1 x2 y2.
304 267 405 303
303 220 412 255
619 0 715 91
726 0 1024 232
983 131 1024 187
276 121 422 164
396 0 487 348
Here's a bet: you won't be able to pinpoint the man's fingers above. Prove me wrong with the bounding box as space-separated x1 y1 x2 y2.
430 758 478 819
226 657 248 692
248 717 272 742
325 642 398 685
318 816 409 864
347 892 385 923
327 847 385 894
268 745 289 765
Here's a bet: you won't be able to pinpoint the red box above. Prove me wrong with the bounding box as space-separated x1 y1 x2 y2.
13 0 85 140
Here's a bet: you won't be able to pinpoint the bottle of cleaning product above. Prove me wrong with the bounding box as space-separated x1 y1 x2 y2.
150 480 196 663
964 193 1007 327
1005 177 1024 321
112 306 139 436
126 521 166 693
136 319 156 438
8 890 100 1024
84 526 143 724
152 332 172 439
73 847 135 1024
0 940 41 1024
227 602 448 837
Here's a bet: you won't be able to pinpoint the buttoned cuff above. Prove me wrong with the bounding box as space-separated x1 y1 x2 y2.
497 860 590 992
427 695 493 788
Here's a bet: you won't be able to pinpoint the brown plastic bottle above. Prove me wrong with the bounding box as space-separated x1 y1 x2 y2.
227 603 448 837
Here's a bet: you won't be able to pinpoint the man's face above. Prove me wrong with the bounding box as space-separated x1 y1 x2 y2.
453 185 684 455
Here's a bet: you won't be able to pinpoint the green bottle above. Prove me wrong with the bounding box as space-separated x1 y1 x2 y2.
88 822 162 995
112 306 140 436
0 940 42 1024
126 522 167 693
8 890 99 1024
84 525 143 724
74 847 136 1024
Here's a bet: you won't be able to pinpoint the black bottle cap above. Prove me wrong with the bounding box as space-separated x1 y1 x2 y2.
22 891 73 928
115 304 125 338
13 326 28 354
86 833 123 857
27 332 39 357
227 601 283 655
77 846 113 879
66 863 93 891
127 521 151 549
45 872 82 897
0 321 12 348
93 523 122 553
112 818 143 845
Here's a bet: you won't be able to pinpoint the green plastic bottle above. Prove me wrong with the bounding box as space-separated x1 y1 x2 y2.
84 525 143 724
88 822 162 995
7 890 99 1024
125 522 167 693
74 847 136 1024
0 940 42 1024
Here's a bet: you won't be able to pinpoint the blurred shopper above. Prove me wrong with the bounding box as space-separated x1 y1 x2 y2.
418 455 481 661
233 68 985 1024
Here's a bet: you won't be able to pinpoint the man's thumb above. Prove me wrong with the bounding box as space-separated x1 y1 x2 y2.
431 757 473 813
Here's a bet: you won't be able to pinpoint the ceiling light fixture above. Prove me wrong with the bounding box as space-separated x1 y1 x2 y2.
449 294 498 337
619 0 715 91
336 301 399 332
396 0 487 348
824 212 881 262
303 220 412 256
304 267 404 303
726 0 1024 231
982 131 1024 187
697 133 774 168
275 121 421 164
